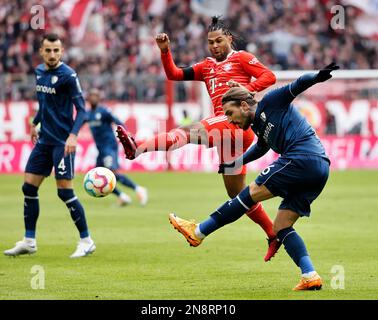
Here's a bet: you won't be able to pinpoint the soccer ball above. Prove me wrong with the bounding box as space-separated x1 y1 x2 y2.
83 167 116 197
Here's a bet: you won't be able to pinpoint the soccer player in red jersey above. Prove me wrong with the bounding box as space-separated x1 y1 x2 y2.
117 16 280 261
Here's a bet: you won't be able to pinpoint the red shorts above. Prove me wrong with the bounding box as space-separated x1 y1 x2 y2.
201 115 254 175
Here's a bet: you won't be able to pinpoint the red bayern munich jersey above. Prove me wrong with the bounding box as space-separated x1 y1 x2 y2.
191 50 276 116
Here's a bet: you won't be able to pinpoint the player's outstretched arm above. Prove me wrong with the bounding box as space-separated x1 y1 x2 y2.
156 33 201 81
241 140 270 164
314 62 340 83
290 62 340 97
155 33 170 53
107 108 123 126
261 62 340 108
218 140 270 174
156 33 184 81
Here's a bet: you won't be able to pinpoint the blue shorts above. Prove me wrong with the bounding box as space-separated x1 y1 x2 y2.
25 143 75 180
96 148 119 171
255 155 330 217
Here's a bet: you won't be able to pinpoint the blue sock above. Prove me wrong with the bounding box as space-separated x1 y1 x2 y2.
199 186 255 236
115 174 137 190
22 183 39 239
277 227 315 274
298 256 315 274
112 187 121 197
58 189 89 238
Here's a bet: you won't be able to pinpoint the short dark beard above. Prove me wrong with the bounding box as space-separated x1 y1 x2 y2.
214 51 228 62
242 117 253 130
242 109 256 130
46 61 60 69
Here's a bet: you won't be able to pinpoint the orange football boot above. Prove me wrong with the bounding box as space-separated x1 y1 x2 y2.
169 213 203 247
293 273 322 291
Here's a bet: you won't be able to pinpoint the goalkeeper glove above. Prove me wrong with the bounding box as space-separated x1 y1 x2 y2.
315 62 340 83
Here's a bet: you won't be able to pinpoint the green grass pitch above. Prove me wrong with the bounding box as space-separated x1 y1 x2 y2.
0 170 377 300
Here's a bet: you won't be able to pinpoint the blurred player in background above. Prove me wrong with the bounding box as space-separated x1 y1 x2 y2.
117 16 279 261
86 88 148 206
169 63 339 290
4 34 95 258
179 109 193 127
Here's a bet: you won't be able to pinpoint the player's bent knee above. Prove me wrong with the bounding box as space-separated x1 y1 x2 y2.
57 188 76 203
24 173 44 187
22 182 39 197
249 182 274 203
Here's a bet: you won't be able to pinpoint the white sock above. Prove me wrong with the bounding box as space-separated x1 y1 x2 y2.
194 226 206 239
136 186 147 194
80 236 92 243
302 271 317 278
24 237 36 245
120 193 131 202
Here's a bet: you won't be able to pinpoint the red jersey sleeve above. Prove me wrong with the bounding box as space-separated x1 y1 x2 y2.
191 60 206 81
239 51 276 92
161 50 206 81
161 50 184 80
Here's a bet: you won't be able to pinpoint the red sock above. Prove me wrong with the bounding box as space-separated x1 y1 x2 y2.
246 202 276 239
136 129 188 154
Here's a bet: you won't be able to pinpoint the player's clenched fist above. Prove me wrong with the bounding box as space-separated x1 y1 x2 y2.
155 33 170 53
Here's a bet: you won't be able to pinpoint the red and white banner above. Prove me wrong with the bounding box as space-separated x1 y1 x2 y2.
342 0 378 39
190 0 230 17
56 0 96 43
1 99 378 173
1 136 378 174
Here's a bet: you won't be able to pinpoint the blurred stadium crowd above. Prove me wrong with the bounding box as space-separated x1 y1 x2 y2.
0 0 377 101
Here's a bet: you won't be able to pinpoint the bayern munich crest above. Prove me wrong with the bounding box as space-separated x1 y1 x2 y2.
223 63 232 71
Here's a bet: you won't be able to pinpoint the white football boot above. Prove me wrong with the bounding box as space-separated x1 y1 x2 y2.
136 186 148 206
117 192 132 206
4 238 37 256
70 237 96 258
